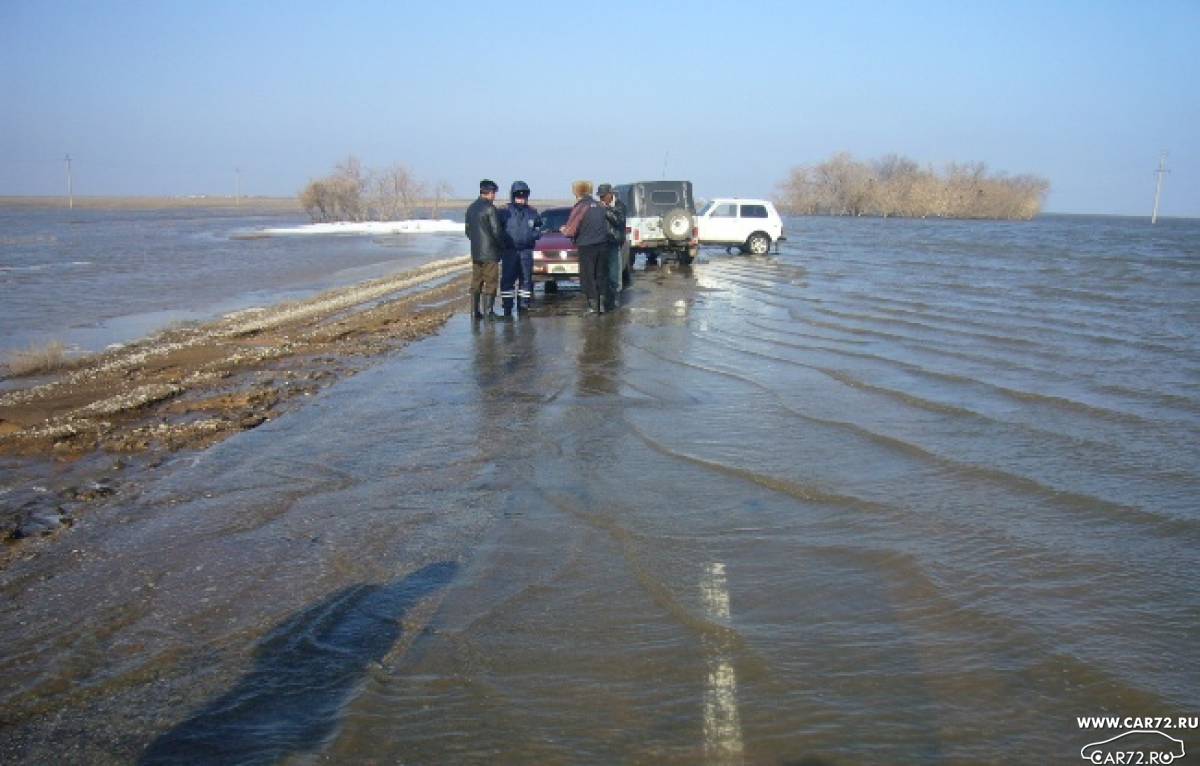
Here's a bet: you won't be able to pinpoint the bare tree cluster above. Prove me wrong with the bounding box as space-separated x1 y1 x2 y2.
298 156 454 222
776 152 1049 220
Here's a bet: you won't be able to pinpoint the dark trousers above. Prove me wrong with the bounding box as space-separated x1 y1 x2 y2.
500 250 521 310
518 251 533 300
501 250 535 310
607 243 622 307
578 243 609 307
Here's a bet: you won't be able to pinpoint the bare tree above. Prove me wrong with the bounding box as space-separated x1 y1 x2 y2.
370 164 424 220
428 180 455 219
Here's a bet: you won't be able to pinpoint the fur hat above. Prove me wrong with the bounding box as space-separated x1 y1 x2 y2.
572 180 593 198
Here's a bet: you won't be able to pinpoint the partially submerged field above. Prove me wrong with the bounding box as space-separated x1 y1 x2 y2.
1 256 470 546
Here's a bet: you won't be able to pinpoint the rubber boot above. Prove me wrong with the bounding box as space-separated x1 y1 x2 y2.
501 300 514 322
471 290 482 321
484 294 498 322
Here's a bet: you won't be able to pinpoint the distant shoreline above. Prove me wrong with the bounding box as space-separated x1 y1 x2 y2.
0 196 568 214
0 195 304 212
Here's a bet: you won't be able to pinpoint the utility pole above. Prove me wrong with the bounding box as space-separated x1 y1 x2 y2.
235 166 241 207
64 154 74 209
1151 152 1168 225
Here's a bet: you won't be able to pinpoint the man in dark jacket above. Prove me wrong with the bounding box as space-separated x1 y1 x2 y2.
465 179 504 321
562 180 611 314
498 180 541 318
598 183 626 311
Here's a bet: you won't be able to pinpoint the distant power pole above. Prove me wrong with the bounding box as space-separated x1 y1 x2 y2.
1151 152 1169 225
235 166 242 207
64 154 74 209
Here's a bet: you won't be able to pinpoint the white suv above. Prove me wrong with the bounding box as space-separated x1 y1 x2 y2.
695 198 785 255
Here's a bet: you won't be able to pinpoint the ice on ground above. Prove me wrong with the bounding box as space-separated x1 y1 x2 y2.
257 220 465 236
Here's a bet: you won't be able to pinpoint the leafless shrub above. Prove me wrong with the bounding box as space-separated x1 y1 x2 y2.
776 153 1049 220
6 340 74 377
369 164 425 221
299 158 455 223
427 180 455 219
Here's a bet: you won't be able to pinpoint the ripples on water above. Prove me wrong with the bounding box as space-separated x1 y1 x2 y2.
0 206 465 353
356 215 1198 763
1 213 1197 763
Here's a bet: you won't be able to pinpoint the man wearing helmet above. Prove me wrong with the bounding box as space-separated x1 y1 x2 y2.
465 179 504 321
499 180 542 318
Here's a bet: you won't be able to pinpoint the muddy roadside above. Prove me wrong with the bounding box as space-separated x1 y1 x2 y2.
0 256 471 560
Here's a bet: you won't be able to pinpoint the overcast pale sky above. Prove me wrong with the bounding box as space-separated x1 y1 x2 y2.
2 0 1197 216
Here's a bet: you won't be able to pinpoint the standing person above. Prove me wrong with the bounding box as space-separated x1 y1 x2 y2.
598 183 626 311
499 180 541 318
465 179 504 322
561 180 610 314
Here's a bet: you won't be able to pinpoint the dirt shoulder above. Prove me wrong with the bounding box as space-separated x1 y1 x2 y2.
1 256 471 547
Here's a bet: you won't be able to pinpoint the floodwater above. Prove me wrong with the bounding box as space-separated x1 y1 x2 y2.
0 205 465 355
2 214 1199 763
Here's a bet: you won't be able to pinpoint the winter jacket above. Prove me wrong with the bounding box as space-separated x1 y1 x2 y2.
465 196 504 263
562 196 609 248
502 203 542 251
604 198 626 244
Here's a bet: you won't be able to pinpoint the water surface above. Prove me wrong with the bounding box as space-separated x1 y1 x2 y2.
1 213 1197 763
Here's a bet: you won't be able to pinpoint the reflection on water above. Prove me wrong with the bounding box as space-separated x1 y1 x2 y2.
139 562 458 765
2 215 1198 762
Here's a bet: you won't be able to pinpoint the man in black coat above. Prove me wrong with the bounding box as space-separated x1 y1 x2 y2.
465 179 504 321
598 183 626 310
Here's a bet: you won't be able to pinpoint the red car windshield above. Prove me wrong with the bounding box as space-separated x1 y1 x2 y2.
540 207 571 231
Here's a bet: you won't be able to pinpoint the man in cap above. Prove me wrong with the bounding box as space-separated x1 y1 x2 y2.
598 183 626 310
465 179 504 321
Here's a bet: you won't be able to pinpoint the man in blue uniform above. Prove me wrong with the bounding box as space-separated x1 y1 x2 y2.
499 180 542 318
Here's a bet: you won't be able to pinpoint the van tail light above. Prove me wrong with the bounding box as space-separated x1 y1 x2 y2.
692 226 698 237
632 228 640 242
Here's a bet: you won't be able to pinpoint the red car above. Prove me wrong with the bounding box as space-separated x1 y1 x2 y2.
532 206 579 293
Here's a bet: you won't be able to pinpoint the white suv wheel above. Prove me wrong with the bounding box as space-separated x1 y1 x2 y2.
747 232 771 254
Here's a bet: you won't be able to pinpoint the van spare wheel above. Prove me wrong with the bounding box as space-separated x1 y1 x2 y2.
663 208 691 240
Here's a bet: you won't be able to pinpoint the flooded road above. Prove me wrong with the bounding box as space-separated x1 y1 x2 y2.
2 215 1199 763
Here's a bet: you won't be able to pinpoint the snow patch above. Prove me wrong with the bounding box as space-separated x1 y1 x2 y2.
256 219 464 236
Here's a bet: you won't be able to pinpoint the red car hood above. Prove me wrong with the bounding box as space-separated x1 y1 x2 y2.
536 231 576 252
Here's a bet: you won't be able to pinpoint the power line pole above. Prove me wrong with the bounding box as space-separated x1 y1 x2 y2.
1151 152 1169 225
64 154 74 209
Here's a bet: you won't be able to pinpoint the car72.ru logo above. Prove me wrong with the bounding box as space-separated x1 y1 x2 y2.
1080 729 1187 764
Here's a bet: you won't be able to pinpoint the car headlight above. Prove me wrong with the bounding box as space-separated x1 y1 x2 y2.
560 250 570 259
533 252 544 260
